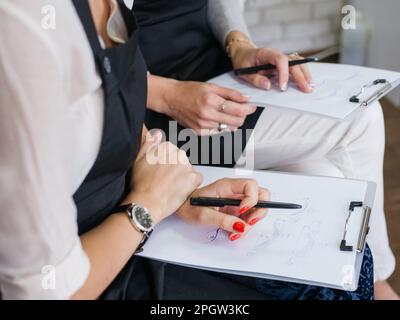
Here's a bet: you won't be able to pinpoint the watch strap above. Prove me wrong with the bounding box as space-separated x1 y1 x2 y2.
111 204 153 253
135 230 153 254
111 204 132 214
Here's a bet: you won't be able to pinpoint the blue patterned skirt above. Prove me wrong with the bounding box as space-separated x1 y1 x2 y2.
255 244 374 300
102 244 374 300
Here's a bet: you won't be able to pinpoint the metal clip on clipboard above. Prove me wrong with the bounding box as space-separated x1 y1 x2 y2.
349 79 392 106
340 201 371 252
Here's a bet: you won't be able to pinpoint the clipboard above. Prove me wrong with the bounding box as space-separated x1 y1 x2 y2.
137 166 377 292
349 78 392 107
207 62 400 120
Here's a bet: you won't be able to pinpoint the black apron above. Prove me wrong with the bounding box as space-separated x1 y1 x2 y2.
72 0 265 299
134 0 264 167
71 0 149 298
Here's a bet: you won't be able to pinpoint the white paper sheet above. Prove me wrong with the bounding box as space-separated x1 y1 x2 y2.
207 63 400 119
137 166 376 291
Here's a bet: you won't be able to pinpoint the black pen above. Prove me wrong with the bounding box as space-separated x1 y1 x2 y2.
233 57 318 76
190 197 302 209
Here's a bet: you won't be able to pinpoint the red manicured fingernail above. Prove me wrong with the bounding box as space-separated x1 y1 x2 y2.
239 207 250 214
249 218 260 226
230 234 241 241
233 222 245 233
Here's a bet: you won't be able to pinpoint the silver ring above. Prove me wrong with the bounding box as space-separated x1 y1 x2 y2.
219 101 226 112
288 52 301 60
218 123 228 132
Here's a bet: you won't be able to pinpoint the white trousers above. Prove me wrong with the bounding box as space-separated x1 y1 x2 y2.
238 102 395 281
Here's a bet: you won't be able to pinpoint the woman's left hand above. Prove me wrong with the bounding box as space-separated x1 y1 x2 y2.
228 33 313 93
176 178 270 241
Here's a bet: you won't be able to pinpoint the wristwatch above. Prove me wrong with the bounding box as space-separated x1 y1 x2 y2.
112 203 154 253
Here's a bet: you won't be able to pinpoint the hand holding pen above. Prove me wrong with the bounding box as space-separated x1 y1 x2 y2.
176 178 271 242
229 45 315 93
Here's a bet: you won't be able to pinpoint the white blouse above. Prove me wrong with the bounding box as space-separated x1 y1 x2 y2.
0 0 129 299
0 0 249 299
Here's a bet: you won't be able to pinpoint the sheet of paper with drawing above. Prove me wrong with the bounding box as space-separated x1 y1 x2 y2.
137 166 376 291
207 63 400 119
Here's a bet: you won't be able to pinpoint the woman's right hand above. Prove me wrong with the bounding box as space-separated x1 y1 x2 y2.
166 81 257 135
147 75 257 135
125 131 203 225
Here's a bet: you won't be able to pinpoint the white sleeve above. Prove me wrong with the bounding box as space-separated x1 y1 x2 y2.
208 0 251 47
0 2 90 299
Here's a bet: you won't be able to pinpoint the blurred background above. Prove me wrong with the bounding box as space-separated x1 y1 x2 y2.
244 0 400 291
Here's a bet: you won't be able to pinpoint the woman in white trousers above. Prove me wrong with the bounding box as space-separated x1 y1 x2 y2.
140 0 398 298
237 101 396 299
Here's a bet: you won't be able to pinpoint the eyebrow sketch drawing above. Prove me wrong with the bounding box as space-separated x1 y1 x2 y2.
206 228 221 242
240 197 319 259
203 196 315 264
287 220 322 266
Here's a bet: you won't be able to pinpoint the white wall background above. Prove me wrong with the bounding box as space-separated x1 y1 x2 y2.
244 0 343 53
348 0 400 106
244 0 399 106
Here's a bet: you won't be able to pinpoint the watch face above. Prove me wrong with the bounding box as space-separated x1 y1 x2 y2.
133 206 153 231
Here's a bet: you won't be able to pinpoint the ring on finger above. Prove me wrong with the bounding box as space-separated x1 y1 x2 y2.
218 123 228 132
288 52 302 60
219 101 227 112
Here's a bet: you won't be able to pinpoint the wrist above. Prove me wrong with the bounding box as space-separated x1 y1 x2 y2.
147 74 179 115
225 30 257 61
123 192 164 226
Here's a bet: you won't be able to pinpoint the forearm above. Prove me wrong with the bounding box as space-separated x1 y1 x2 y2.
147 74 178 114
72 213 142 299
72 192 162 300
208 0 251 47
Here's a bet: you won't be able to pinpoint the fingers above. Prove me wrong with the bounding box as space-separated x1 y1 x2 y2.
199 92 256 130
210 103 256 129
240 73 271 90
237 180 259 214
146 130 163 147
195 119 220 130
241 188 270 226
299 64 312 84
228 187 270 241
287 53 312 93
136 129 163 159
141 139 192 166
237 48 314 93
199 110 242 129
255 48 289 91
224 101 257 118
290 66 313 93
189 178 272 242
193 206 251 236
211 84 250 103
213 178 270 222
214 178 259 214
157 141 191 165
274 54 289 91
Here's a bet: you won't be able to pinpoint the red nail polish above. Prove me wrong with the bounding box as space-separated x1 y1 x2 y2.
239 207 250 215
230 234 241 241
233 221 245 233
249 218 260 226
